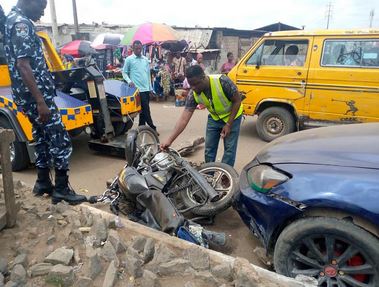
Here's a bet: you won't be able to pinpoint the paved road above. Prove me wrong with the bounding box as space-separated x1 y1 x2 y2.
13 101 268 266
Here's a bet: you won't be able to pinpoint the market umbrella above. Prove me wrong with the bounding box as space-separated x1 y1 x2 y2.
91 33 124 50
121 22 178 46
60 40 95 58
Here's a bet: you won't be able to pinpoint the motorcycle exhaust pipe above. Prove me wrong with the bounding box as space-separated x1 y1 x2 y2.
181 160 220 203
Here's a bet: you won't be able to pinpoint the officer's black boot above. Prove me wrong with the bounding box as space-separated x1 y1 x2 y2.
52 169 87 205
33 168 54 196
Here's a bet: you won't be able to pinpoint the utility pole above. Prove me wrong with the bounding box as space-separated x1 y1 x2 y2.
369 9 375 28
72 0 79 39
325 1 333 29
49 0 59 47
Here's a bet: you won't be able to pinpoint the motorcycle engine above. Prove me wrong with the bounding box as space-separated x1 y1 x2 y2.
152 152 174 171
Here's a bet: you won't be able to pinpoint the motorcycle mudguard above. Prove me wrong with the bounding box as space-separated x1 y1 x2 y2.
125 129 138 166
139 209 162 231
136 189 184 235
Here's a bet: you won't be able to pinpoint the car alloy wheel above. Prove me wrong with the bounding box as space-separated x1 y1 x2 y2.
289 234 375 286
274 217 379 287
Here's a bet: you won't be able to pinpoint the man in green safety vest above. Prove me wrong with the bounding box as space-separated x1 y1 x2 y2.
161 65 243 167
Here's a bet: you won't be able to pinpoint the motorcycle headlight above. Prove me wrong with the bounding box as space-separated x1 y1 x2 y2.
247 165 289 193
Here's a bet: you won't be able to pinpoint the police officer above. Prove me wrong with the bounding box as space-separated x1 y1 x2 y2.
4 0 86 204
0 5 5 36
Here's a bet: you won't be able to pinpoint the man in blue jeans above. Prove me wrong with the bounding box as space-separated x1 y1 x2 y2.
161 65 243 167
122 40 158 134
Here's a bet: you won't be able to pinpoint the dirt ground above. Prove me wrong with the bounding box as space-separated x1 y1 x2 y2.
11 101 269 267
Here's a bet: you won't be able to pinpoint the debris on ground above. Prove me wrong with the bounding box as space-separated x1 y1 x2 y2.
0 176 316 287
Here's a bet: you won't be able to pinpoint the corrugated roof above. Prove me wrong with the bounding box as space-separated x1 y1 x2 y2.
175 29 213 50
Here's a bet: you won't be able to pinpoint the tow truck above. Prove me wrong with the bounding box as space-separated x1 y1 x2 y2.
0 31 141 171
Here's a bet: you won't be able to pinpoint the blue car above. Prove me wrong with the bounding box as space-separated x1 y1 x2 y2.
234 123 379 287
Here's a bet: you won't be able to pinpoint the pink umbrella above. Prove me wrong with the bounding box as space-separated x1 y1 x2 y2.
121 22 177 46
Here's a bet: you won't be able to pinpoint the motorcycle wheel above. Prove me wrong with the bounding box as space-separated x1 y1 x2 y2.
136 125 160 155
180 162 239 217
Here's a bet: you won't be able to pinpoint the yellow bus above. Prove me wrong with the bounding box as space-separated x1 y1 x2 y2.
228 29 379 141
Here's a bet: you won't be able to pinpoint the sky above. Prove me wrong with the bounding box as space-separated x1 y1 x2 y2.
1 0 378 30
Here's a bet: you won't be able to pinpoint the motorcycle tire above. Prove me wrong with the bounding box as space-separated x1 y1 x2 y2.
136 125 160 154
180 162 239 217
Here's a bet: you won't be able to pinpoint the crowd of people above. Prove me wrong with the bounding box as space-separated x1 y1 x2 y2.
150 50 237 101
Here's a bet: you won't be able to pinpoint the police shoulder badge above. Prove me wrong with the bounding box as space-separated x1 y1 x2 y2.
15 22 29 37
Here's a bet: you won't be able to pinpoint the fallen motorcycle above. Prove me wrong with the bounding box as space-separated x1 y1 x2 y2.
124 126 240 217
90 126 238 248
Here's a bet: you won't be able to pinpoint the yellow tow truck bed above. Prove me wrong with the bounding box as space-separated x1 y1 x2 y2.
0 86 93 141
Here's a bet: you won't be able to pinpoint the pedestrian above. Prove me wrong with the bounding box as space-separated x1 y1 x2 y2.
3 0 86 204
185 52 197 70
220 52 236 74
196 53 206 71
122 40 158 135
161 65 243 167
0 4 5 36
172 51 186 83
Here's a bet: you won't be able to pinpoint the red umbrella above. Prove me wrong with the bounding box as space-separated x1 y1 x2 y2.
60 40 95 58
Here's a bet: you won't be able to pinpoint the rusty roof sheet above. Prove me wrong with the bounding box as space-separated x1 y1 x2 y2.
175 29 213 50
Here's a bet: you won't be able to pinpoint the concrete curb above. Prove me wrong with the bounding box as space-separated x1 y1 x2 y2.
84 205 315 287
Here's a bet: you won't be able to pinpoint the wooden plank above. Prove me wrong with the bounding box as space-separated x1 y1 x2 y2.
0 129 17 228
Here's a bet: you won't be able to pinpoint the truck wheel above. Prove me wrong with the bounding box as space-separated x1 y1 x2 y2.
113 119 134 136
0 117 29 171
68 128 83 138
256 107 296 142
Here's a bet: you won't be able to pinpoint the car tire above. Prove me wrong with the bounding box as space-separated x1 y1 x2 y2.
274 217 379 286
0 117 29 171
256 107 296 142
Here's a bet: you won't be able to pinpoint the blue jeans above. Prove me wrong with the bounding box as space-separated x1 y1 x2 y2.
205 115 242 167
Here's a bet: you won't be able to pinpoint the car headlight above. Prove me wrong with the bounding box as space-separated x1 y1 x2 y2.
247 165 289 193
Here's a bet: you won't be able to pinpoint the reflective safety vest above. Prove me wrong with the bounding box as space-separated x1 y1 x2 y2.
193 75 243 123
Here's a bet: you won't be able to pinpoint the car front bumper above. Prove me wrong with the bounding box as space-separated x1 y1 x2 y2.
233 162 303 251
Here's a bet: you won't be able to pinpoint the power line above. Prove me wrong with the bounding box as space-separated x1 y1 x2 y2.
325 1 333 29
